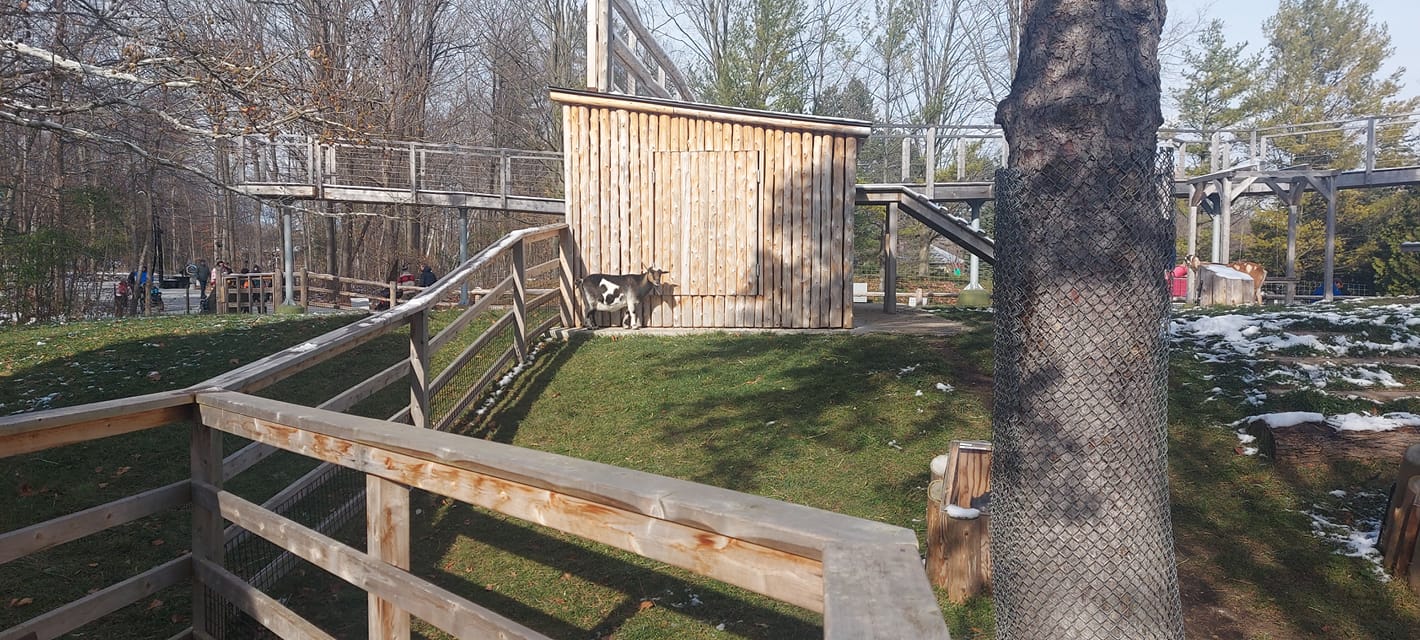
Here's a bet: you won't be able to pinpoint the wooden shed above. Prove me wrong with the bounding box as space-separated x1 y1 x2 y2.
551 88 872 329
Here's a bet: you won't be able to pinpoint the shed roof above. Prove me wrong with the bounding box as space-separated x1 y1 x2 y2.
550 87 874 137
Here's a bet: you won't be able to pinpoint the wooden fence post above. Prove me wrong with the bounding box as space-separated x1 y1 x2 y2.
1382 444 1420 554
366 476 410 640
926 440 993 603
1382 476 1420 590
512 239 528 361
300 269 309 310
558 227 577 328
191 420 224 635
389 281 398 308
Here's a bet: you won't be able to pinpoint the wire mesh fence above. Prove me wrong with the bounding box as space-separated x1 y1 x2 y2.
989 151 1184 639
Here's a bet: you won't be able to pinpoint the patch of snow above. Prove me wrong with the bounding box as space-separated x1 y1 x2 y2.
1329 490 1348 498
897 364 920 377
914 389 924 397
288 342 319 353
1304 510 1387 581
1241 411 1324 428
1326 412 1420 432
935 382 954 392
886 439 903 450
930 454 950 477
946 504 981 519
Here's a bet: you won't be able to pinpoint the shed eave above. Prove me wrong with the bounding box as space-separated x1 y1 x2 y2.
549 87 873 137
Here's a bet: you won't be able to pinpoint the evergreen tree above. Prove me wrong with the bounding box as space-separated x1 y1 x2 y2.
1170 20 1258 171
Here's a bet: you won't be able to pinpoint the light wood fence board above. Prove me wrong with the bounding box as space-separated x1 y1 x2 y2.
0 481 190 564
193 559 334 640
0 555 189 640
0 390 193 458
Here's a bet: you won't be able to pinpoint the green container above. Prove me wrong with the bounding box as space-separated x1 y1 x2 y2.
957 288 991 308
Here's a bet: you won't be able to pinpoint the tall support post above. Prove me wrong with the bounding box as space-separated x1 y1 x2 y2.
458 207 470 306
586 0 611 91
1285 183 1300 305
1210 208 1221 263
1365 117 1377 180
512 239 528 360
901 137 912 183
1322 177 1338 303
1186 185 1199 304
190 421 224 637
885 202 899 313
925 126 937 198
1218 177 1232 262
282 202 295 307
966 201 985 291
325 202 338 275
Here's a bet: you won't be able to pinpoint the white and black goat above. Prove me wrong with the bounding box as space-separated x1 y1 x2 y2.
578 266 670 329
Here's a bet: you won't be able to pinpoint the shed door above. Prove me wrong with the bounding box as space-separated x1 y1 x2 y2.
653 150 762 296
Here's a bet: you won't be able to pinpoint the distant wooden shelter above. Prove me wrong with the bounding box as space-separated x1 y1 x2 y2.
551 88 872 329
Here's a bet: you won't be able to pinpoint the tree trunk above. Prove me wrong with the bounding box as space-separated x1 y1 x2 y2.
990 0 1184 638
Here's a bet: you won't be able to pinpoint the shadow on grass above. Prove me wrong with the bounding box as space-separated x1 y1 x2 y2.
407 497 820 639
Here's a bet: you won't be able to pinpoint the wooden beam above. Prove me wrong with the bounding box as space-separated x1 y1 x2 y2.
0 556 189 640
367 477 411 640
193 558 334 640
549 89 872 137
0 390 193 459
190 423 224 636
0 481 190 565
822 543 951 640
606 0 694 98
197 392 914 571
198 485 551 640
408 309 430 431
608 38 671 100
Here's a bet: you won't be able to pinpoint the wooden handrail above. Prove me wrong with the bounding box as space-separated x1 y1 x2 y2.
0 389 194 459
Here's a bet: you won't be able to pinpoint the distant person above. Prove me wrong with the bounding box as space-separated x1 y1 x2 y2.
1311 279 1345 300
114 278 130 317
127 272 140 315
194 258 211 303
397 266 416 285
138 265 148 288
418 262 437 287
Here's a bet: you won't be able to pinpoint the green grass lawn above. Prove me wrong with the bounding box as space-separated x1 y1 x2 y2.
4 307 1420 639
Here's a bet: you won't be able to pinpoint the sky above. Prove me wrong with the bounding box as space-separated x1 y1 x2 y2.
1165 0 1419 102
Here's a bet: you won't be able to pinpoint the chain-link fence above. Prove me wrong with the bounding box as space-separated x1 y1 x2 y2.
990 151 1184 639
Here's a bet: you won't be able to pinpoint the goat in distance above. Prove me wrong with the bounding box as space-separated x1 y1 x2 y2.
1185 254 1267 304
579 266 671 330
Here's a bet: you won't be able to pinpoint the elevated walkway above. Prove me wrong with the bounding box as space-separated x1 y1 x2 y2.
856 184 996 264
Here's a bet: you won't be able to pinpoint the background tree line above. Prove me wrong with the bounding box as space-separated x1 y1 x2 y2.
1170 0 1419 294
0 0 1415 320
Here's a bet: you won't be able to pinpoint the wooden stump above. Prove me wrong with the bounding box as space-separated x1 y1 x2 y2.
1198 264 1254 306
1381 445 1420 556
926 440 992 603
1381 475 1420 591
1243 419 1420 467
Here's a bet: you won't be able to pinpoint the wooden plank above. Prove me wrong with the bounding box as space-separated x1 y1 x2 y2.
512 241 528 361
608 109 622 274
773 128 786 328
0 481 189 565
620 109 632 273
0 390 193 459
190 423 224 636
822 543 952 640
199 486 551 640
558 228 576 328
196 403 826 611
198 391 914 558
670 117 685 327
193 558 334 640
816 133 830 328
0 555 190 640
408 309 430 430
629 111 643 276
800 132 813 328
549 90 874 137
712 123 725 326
588 108 602 278
786 131 801 327
367 476 411 640
830 136 846 328
843 137 858 328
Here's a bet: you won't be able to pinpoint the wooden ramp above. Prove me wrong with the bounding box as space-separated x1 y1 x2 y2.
856 184 996 264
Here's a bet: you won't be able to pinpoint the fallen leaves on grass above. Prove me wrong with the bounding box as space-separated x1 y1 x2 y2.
9 597 33 608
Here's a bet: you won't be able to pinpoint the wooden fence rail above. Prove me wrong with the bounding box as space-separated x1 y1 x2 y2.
0 221 951 639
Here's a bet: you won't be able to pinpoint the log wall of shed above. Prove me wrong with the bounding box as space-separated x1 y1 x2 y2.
560 99 862 328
